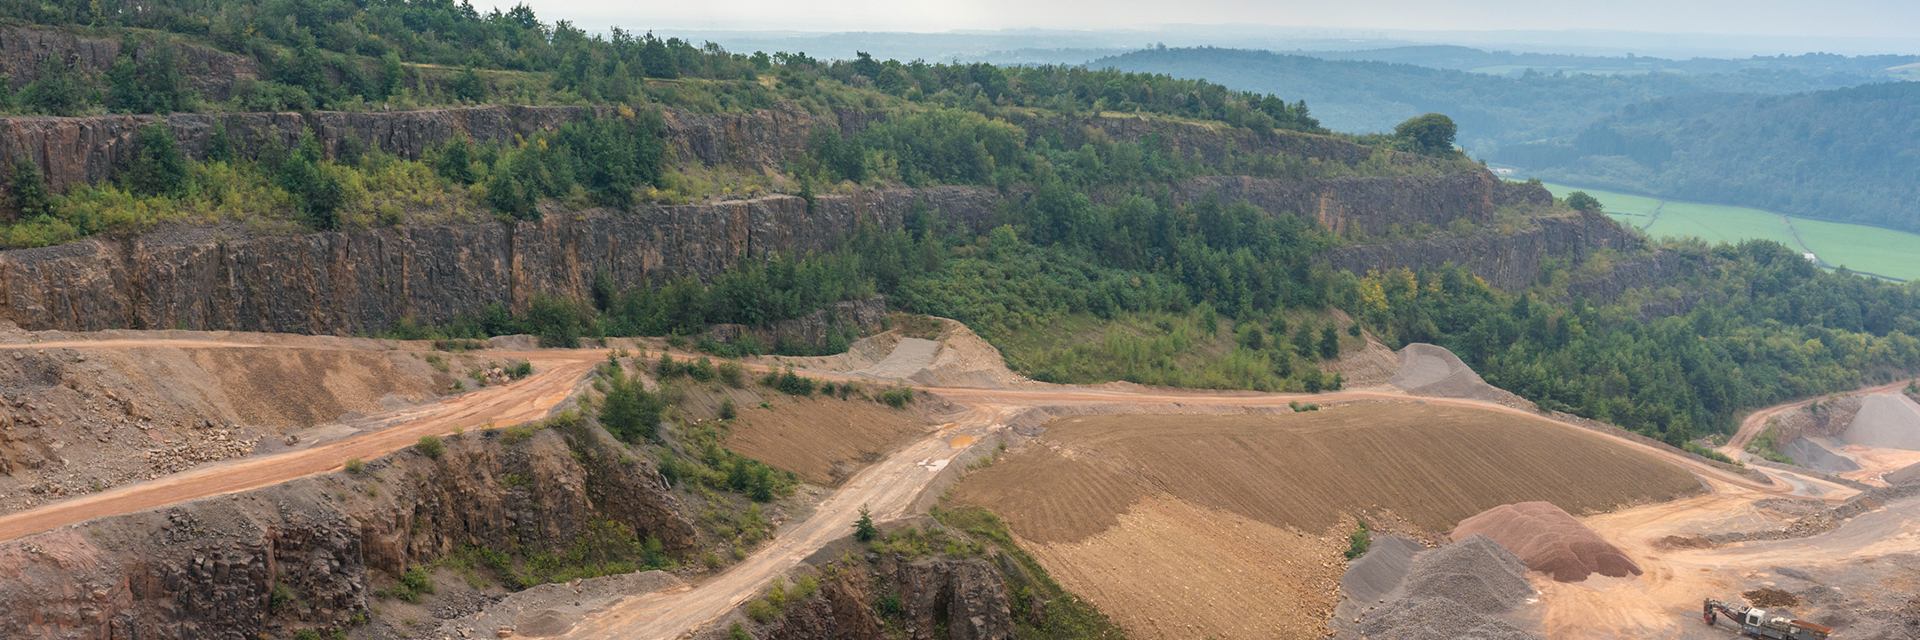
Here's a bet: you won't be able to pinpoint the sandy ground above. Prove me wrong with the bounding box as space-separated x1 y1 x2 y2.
1540 491 1920 639
0 330 1891 640
1025 496 1348 640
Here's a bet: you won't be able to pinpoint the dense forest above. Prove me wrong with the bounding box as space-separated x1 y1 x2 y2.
4 0 1920 450
1093 47 1882 155
1496 82 1920 233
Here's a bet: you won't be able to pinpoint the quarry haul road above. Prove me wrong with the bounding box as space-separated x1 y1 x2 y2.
1723 379 1914 454
0 338 1828 639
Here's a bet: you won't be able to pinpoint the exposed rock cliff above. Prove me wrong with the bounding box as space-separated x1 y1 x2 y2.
0 27 258 102
0 103 822 193
0 421 694 640
1319 210 1644 291
0 187 996 334
1175 172 1548 236
722 552 1018 640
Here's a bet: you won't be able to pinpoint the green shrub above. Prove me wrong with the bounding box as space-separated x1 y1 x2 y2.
511 360 534 379
745 599 776 623
853 507 878 542
691 357 717 382
718 361 745 388
127 124 189 198
718 398 737 420
344 457 365 475
415 435 445 459
879 387 914 408
729 622 752 640
1343 520 1372 560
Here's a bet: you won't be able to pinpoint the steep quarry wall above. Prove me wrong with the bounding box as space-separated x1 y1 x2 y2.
1174 172 1548 236
0 423 694 640
0 103 823 193
0 187 997 334
0 27 258 101
1320 210 1647 291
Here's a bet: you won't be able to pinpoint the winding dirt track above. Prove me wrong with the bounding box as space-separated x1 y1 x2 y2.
1722 379 1912 454
0 341 601 544
0 337 1856 640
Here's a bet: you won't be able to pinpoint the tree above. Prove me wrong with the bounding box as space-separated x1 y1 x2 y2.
450 66 486 103
276 131 344 230
853 506 878 542
1291 321 1317 356
1318 324 1340 360
6 159 52 221
106 41 191 114
21 56 92 116
127 124 190 197
1565 191 1603 212
1393 113 1457 156
378 52 405 100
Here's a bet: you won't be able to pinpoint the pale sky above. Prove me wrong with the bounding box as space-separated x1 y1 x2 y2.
526 0 1920 38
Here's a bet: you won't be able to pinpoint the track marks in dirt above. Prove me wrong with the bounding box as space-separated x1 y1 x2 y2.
711 391 928 486
1027 496 1346 640
954 404 1703 545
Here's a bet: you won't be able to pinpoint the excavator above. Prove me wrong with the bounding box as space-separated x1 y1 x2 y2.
1704 598 1833 640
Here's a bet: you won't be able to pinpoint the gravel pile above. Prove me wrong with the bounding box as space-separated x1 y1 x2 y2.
1339 535 1541 640
1784 438 1862 474
1838 394 1920 450
1886 460 1920 485
1334 535 1424 624
1453 502 1640 582
1388 344 1509 403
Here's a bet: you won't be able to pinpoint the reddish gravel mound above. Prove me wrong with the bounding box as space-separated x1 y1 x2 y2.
1451 502 1640 583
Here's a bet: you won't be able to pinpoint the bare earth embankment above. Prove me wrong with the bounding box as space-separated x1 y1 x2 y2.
949 405 1703 640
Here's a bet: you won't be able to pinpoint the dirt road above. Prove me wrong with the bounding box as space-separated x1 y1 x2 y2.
0 336 1861 639
0 342 601 544
1723 380 1913 454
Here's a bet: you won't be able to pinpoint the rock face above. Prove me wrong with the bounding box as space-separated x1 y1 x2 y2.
0 172 1555 335
0 102 820 193
1320 210 1644 291
0 27 259 102
1175 172 1547 236
0 187 996 334
0 423 694 640
757 555 1015 640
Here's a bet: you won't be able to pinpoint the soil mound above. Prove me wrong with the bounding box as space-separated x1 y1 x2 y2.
1784 438 1862 474
1346 535 1540 640
1389 343 1505 402
1838 394 1920 450
514 609 576 636
1452 502 1640 582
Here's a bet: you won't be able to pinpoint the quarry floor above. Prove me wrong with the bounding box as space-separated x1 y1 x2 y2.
0 327 1913 640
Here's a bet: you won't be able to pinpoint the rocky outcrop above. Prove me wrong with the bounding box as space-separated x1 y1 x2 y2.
0 102 822 192
750 554 1015 640
0 27 259 103
1174 172 1549 236
0 422 695 640
1319 210 1644 291
0 187 997 334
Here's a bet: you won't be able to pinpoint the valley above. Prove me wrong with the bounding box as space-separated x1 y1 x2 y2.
1537 181 1920 281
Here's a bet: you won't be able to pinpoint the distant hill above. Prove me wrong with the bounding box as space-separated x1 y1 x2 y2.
1092 47 1879 155
1305 45 1920 79
1498 82 1920 233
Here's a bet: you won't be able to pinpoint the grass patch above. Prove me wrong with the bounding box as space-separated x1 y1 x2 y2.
1540 181 1920 280
1746 421 1796 465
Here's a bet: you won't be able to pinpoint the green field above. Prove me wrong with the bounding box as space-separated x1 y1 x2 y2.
1538 182 1920 281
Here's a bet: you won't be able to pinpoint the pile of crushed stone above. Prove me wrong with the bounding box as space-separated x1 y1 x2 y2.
1784 438 1862 474
1452 502 1640 582
1341 535 1541 640
1837 394 1920 450
1334 535 1425 624
1389 343 1509 403
1887 460 1920 485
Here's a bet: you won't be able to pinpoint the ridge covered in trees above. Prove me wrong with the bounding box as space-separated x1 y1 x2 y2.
1495 81 1920 233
